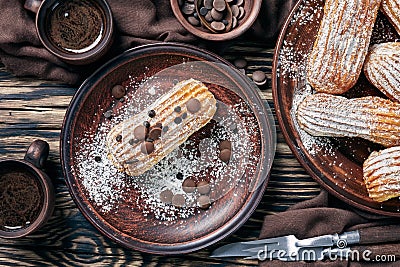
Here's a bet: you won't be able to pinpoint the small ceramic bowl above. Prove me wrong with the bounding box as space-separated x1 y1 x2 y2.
24 0 114 65
170 0 261 41
0 140 55 238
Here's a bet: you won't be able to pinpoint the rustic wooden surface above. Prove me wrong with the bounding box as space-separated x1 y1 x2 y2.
0 42 320 266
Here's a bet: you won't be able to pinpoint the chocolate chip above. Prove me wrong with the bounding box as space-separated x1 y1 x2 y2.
186 98 201 113
232 16 238 28
231 4 239 17
134 125 148 141
111 85 126 99
149 127 162 140
220 148 231 163
211 21 226 31
160 189 173 204
233 58 247 69
173 79 179 85
197 195 211 209
182 112 188 119
143 121 150 128
162 125 169 133
94 156 101 162
176 172 184 180
199 6 208 16
211 8 224 21
148 110 156 118
238 6 245 19
205 11 213 22
104 110 112 119
182 2 195 15
174 106 182 113
182 178 196 193
172 194 186 207
219 140 232 151
213 0 226 12
174 117 182 124
197 180 211 195
188 16 200 26
116 135 122 142
204 0 213 9
141 141 154 154
252 70 267 86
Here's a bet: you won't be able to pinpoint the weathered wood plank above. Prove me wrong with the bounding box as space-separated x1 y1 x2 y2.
0 44 319 266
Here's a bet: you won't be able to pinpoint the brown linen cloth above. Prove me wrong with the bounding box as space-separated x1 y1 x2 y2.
259 190 400 266
250 0 298 43
0 0 297 85
0 0 195 85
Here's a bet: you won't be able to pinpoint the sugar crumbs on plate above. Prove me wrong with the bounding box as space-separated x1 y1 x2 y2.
72 74 259 223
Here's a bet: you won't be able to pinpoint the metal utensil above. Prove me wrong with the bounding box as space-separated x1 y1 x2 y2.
211 225 400 261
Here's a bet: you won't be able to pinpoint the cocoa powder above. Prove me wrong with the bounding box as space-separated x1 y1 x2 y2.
0 171 43 231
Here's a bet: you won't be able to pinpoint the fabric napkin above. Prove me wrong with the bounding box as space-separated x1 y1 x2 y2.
251 0 298 43
259 190 400 266
0 0 297 85
0 0 195 85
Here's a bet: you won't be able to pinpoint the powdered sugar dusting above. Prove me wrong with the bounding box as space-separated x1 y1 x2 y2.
71 68 261 222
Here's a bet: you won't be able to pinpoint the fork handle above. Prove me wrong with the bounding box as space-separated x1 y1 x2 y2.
358 224 400 245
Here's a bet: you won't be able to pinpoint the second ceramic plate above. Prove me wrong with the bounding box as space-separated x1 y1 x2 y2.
273 0 400 216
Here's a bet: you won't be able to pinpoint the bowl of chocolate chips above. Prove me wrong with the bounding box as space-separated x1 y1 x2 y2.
170 0 261 40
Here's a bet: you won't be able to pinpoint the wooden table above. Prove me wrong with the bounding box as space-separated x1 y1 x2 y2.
0 42 320 266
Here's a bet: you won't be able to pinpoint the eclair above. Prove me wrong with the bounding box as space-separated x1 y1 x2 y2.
363 146 400 202
381 0 400 35
364 42 400 102
297 93 400 147
106 79 217 176
307 0 381 94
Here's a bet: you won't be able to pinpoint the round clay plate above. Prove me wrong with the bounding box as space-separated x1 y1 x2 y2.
273 0 400 216
61 43 276 254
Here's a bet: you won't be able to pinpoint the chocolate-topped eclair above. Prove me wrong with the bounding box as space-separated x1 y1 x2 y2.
106 79 217 176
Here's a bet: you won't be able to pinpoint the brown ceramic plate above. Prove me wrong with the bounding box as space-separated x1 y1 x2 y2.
61 43 276 254
273 0 400 216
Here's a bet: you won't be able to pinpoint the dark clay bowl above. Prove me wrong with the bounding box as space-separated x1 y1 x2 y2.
272 0 400 216
170 0 261 41
61 43 275 254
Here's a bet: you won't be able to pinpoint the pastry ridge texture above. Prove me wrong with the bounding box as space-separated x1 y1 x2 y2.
296 93 400 148
381 0 400 35
363 146 400 202
106 79 217 176
364 42 400 102
307 0 381 94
